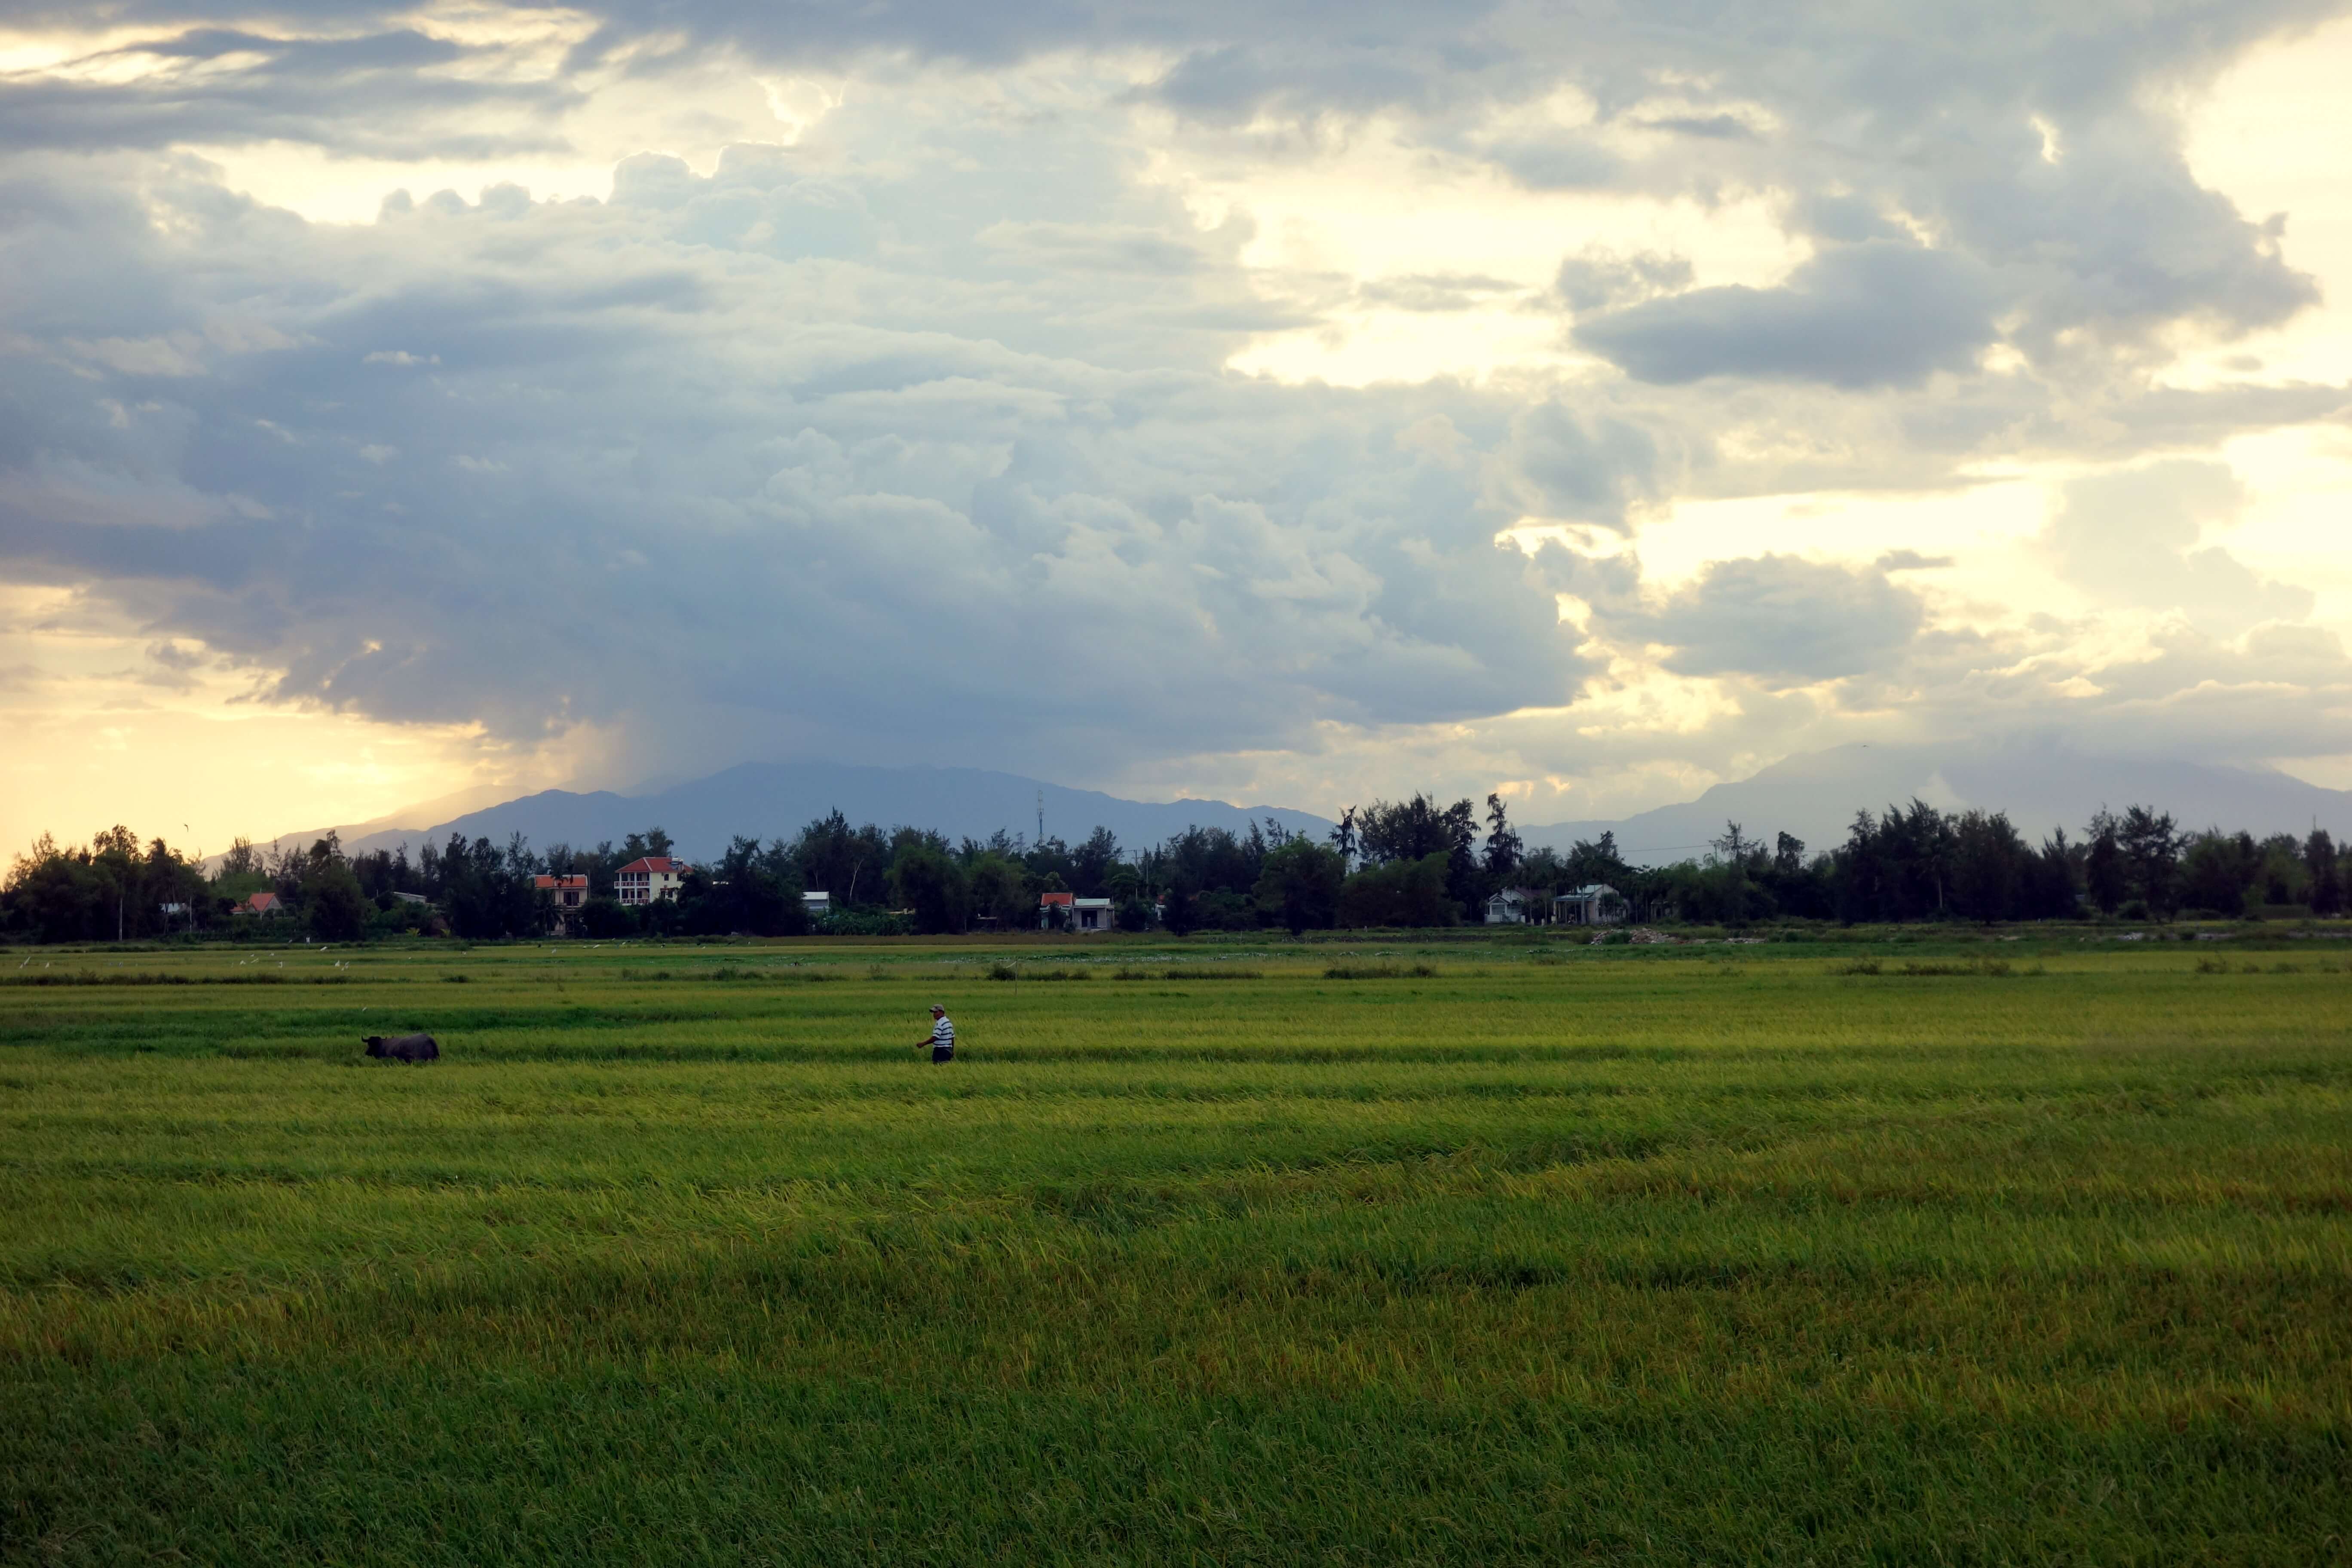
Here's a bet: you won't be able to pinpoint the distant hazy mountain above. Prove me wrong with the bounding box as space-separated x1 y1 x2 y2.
334 762 1335 862
284 741 2352 873
1520 739 2352 863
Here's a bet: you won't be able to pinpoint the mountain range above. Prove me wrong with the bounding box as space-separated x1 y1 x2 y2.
263 742 2352 871
1514 740 2352 861
316 762 1335 863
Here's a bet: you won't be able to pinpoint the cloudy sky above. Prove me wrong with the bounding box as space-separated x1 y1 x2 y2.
3 0 2350 851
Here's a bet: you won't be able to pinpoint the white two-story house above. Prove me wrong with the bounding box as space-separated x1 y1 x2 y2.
615 856 687 906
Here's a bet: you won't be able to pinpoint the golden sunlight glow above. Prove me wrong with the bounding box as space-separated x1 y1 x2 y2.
2182 14 2352 388
0 585 569 854
2218 427 2352 628
1228 300 1583 386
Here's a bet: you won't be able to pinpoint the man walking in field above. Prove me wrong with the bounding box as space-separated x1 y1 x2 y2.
918 1004 956 1063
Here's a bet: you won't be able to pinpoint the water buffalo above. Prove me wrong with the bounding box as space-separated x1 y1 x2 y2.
362 1032 440 1063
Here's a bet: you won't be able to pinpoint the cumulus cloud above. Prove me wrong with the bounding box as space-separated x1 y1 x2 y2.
2034 620 2352 762
1575 242 2001 389
1494 404 1663 529
1631 555 1926 685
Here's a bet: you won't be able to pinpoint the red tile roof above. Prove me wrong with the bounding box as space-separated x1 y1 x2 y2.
532 875 590 890
616 858 683 875
1038 891 1074 906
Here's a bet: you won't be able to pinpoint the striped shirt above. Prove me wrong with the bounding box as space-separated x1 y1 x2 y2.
931 1014 956 1049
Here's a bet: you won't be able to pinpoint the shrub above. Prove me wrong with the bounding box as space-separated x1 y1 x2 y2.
1113 967 1261 981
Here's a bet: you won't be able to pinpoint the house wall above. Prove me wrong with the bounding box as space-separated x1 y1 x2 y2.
616 871 683 906
1044 899 1114 931
1555 896 1626 925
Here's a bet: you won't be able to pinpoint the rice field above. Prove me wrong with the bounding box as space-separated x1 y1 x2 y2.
3 931 2348 1564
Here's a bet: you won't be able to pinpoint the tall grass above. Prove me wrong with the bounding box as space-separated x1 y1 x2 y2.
3 937 2347 1563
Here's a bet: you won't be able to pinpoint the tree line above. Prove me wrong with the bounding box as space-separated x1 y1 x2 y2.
3 793 2345 944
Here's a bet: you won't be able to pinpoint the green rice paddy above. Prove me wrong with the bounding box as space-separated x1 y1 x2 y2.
3 932 2348 1564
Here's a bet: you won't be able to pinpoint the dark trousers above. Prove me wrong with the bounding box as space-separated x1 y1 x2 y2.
931 1045 954 1064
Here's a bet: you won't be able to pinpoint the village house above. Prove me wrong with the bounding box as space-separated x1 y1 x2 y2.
533 874 589 909
1483 887 1550 925
1038 891 1121 931
802 891 831 920
615 856 686 906
533 874 589 934
1553 883 1628 925
235 891 285 917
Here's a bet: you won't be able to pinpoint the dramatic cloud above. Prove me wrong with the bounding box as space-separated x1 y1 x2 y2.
1635 555 1926 684
0 26 576 157
0 144 1606 779
1575 243 2002 389
1 0 2349 843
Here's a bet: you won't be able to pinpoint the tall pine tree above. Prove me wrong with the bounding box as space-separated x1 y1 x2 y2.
2308 828 2343 917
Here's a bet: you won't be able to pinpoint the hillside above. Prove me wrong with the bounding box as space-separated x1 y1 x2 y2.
263 740 2352 870
1521 739 2352 861
328 761 1333 861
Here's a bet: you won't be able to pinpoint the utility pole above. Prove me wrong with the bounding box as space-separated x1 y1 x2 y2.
1037 790 1045 845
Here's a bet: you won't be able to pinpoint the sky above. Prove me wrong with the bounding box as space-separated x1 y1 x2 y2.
2 0 2350 857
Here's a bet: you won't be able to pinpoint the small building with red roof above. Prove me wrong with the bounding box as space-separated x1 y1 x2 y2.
533 873 591 933
1038 891 1118 932
533 874 589 909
